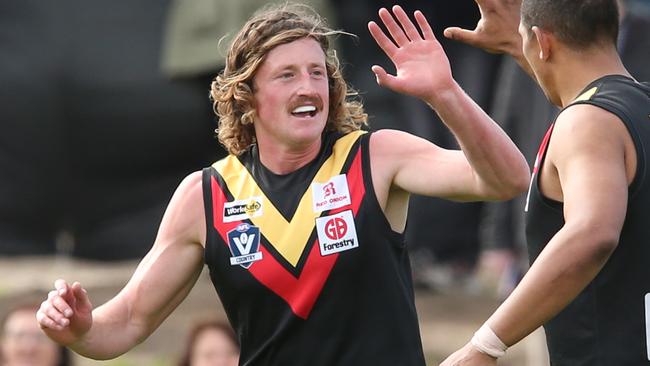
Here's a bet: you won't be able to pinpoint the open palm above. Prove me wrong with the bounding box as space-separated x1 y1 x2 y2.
368 6 453 101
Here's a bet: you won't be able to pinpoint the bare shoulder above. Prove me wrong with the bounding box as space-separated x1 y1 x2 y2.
170 171 205 213
368 130 411 180
369 129 438 158
158 170 206 247
548 104 630 167
553 103 629 142
550 103 635 181
370 128 414 149
177 170 204 196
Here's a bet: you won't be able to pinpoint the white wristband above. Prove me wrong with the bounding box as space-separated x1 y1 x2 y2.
470 323 508 358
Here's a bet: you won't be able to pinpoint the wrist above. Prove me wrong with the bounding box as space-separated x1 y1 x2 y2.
470 323 508 359
424 80 462 111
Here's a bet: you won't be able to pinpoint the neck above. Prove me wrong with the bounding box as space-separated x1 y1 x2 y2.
256 137 322 175
551 44 631 107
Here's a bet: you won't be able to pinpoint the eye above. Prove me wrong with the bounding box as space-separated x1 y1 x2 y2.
279 72 294 79
311 69 325 78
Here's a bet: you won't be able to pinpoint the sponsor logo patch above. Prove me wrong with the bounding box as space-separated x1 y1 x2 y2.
227 223 263 268
223 197 263 223
315 210 358 256
312 174 351 213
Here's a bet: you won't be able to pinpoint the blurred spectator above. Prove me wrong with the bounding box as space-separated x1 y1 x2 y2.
177 320 239 366
1 304 72 366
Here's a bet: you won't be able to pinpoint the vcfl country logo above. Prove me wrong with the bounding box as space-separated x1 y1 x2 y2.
227 223 263 268
316 210 358 256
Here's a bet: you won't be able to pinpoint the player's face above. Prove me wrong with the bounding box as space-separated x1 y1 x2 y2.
252 37 330 151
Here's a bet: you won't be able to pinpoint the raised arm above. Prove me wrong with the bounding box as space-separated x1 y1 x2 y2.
367 6 529 203
37 172 207 360
440 105 631 365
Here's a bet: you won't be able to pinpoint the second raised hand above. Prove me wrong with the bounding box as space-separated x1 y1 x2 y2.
367 5 453 102
443 0 523 56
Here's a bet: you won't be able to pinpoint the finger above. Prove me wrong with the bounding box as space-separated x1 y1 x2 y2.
36 308 65 331
414 11 435 41
443 27 478 46
72 282 92 312
51 290 74 318
54 279 70 297
392 5 421 42
42 297 70 327
370 65 398 90
368 21 398 60
378 7 409 46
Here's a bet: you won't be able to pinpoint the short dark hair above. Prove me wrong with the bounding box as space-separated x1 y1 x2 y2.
521 0 619 49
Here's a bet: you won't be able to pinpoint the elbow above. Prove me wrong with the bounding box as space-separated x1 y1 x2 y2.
508 168 532 198
573 222 621 263
590 233 620 262
487 169 531 201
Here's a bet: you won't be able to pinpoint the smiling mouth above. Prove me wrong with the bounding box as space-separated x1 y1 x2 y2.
291 105 317 118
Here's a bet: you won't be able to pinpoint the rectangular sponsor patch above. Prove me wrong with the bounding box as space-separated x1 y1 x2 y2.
312 174 351 213
315 210 358 256
223 196 263 223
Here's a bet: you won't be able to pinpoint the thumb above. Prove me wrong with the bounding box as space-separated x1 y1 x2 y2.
71 282 93 313
371 65 399 91
444 27 478 46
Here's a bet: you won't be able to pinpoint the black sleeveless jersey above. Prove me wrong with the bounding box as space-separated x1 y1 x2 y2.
525 75 650 365
202 131 426 366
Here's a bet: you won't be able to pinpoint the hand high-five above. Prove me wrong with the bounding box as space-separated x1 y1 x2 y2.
368 5 453 102
36 279 93 346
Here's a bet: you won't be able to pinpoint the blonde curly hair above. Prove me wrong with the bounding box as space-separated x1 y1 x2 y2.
210 3 368 156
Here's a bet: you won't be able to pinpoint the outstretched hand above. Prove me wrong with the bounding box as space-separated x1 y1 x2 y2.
36 279 94 346
443 0 522 57
368 6 453 102
440 342 498 366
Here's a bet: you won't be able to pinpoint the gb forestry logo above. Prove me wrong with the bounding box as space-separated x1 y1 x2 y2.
316 210 358 256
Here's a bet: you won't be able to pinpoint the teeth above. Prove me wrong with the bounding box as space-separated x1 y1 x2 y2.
292 105 317 114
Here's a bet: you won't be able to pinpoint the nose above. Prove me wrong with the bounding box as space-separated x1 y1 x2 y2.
295 71 318 95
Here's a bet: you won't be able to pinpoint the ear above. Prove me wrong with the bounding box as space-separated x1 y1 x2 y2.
531 26 552 61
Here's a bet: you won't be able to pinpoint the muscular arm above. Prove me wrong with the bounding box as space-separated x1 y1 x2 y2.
40 172 207 359
370 88 529 204
441 105 632 365
486 106 630 345
368 6 529 211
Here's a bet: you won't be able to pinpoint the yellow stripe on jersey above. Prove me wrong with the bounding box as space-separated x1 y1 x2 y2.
574 87 598 102
213 131 365 267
